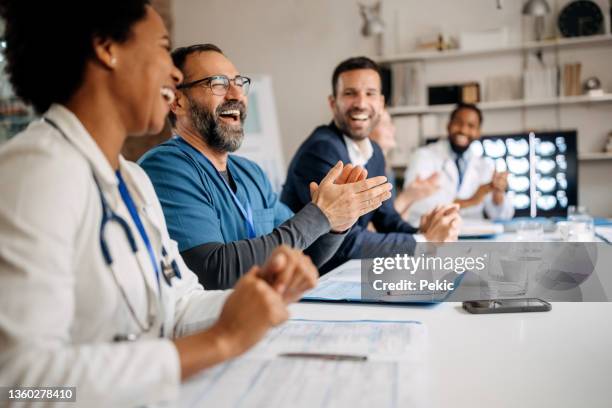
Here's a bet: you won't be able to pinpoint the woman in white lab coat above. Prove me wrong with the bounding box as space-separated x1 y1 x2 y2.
0 1 316 406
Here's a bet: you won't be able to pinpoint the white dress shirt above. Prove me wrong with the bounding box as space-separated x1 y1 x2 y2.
403 139 515 226
343 135 373 167
0 105 230 407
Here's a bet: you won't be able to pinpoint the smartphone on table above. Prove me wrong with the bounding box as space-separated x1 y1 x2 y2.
462 298 551 314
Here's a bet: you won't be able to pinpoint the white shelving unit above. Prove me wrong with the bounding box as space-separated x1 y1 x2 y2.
375 34 612 64
388 93 612 116
578 152 612 161
380 34 612 166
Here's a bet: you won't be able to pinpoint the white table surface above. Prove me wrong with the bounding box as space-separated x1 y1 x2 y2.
181 230 611 407
290 297 612 408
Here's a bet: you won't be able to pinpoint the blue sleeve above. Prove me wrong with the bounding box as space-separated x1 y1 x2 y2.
371 197 419 233
139 149 223 252
296 140 417 233
319 223 417 274
289 140 340 210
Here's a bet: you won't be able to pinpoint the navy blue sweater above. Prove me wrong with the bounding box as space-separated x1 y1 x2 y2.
281 122 418 273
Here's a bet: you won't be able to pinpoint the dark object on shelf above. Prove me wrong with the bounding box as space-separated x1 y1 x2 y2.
380 65 393 107
583 76 603 95
557 0 604 37
427 82 480 106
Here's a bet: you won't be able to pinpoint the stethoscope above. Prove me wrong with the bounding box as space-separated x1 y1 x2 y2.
43 117 182 342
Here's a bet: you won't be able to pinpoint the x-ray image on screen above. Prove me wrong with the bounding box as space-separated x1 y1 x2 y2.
475 131 578 217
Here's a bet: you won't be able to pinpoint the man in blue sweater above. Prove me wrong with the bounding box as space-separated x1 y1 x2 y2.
140 45 392 289
281 57 460 273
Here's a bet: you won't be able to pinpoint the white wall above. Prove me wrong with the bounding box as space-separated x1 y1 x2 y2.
173 0 377 163
173 0 612 216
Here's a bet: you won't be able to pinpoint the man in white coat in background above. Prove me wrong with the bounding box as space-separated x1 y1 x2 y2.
403 103 514 226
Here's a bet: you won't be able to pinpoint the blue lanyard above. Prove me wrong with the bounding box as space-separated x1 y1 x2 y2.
454 156 465 190
116 170 161 290
176 137 257 239
221 175 257 239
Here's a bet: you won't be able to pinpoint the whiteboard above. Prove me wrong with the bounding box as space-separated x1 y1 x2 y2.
235 75 286 193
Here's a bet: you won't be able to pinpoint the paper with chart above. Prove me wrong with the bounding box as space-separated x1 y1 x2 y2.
246 318 426 361
180 319 427 408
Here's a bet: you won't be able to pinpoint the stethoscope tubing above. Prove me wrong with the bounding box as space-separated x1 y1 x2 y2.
42 116 173 340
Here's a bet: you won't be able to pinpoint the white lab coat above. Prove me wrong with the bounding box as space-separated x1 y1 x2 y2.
0 105 230 407
403 139 514 226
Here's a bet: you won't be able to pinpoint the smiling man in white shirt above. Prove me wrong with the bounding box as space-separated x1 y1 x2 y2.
403 103 514 226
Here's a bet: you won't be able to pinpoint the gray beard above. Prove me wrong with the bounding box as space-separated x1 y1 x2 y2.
188 98 245 153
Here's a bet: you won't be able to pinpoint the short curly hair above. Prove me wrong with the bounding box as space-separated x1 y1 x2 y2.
450 103 483 126
0 0 150 114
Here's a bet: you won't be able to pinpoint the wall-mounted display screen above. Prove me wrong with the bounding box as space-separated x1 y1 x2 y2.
473 130 578 217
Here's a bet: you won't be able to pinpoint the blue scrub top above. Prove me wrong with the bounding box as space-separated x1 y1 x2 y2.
139 136 294 252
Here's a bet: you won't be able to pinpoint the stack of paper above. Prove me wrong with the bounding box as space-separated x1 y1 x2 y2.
180 319 427 407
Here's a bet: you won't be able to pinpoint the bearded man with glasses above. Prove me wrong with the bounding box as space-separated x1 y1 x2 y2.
140 44 393 289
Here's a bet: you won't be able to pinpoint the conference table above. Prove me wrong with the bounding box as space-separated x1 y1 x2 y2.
291 296 612 407
181 230 612 407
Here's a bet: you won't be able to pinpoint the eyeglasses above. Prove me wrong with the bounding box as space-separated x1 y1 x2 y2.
177 75 251 96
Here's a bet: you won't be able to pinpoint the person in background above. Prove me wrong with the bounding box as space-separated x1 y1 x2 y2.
139 44 392 289
369 108 440 220
403 103 514 226
0 2 316 406
281 56 460 274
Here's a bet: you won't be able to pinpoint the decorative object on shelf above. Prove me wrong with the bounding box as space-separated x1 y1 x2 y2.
485 75 522 102
359 1 384 36
380 65 393 106
375 33 612 64
388 62 425 107
462 83 481 104
427 84 461 105
562 62 582 96
558 0 604 37
415 33 457 52
427 82 480 106
522 0 552 41
583 76 604 96
606 131 612 153
359 1 385 55
524 64 559 100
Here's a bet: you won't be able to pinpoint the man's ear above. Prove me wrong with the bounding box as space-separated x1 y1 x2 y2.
171 90 188 122
328 94 336 114
92 37 118 70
